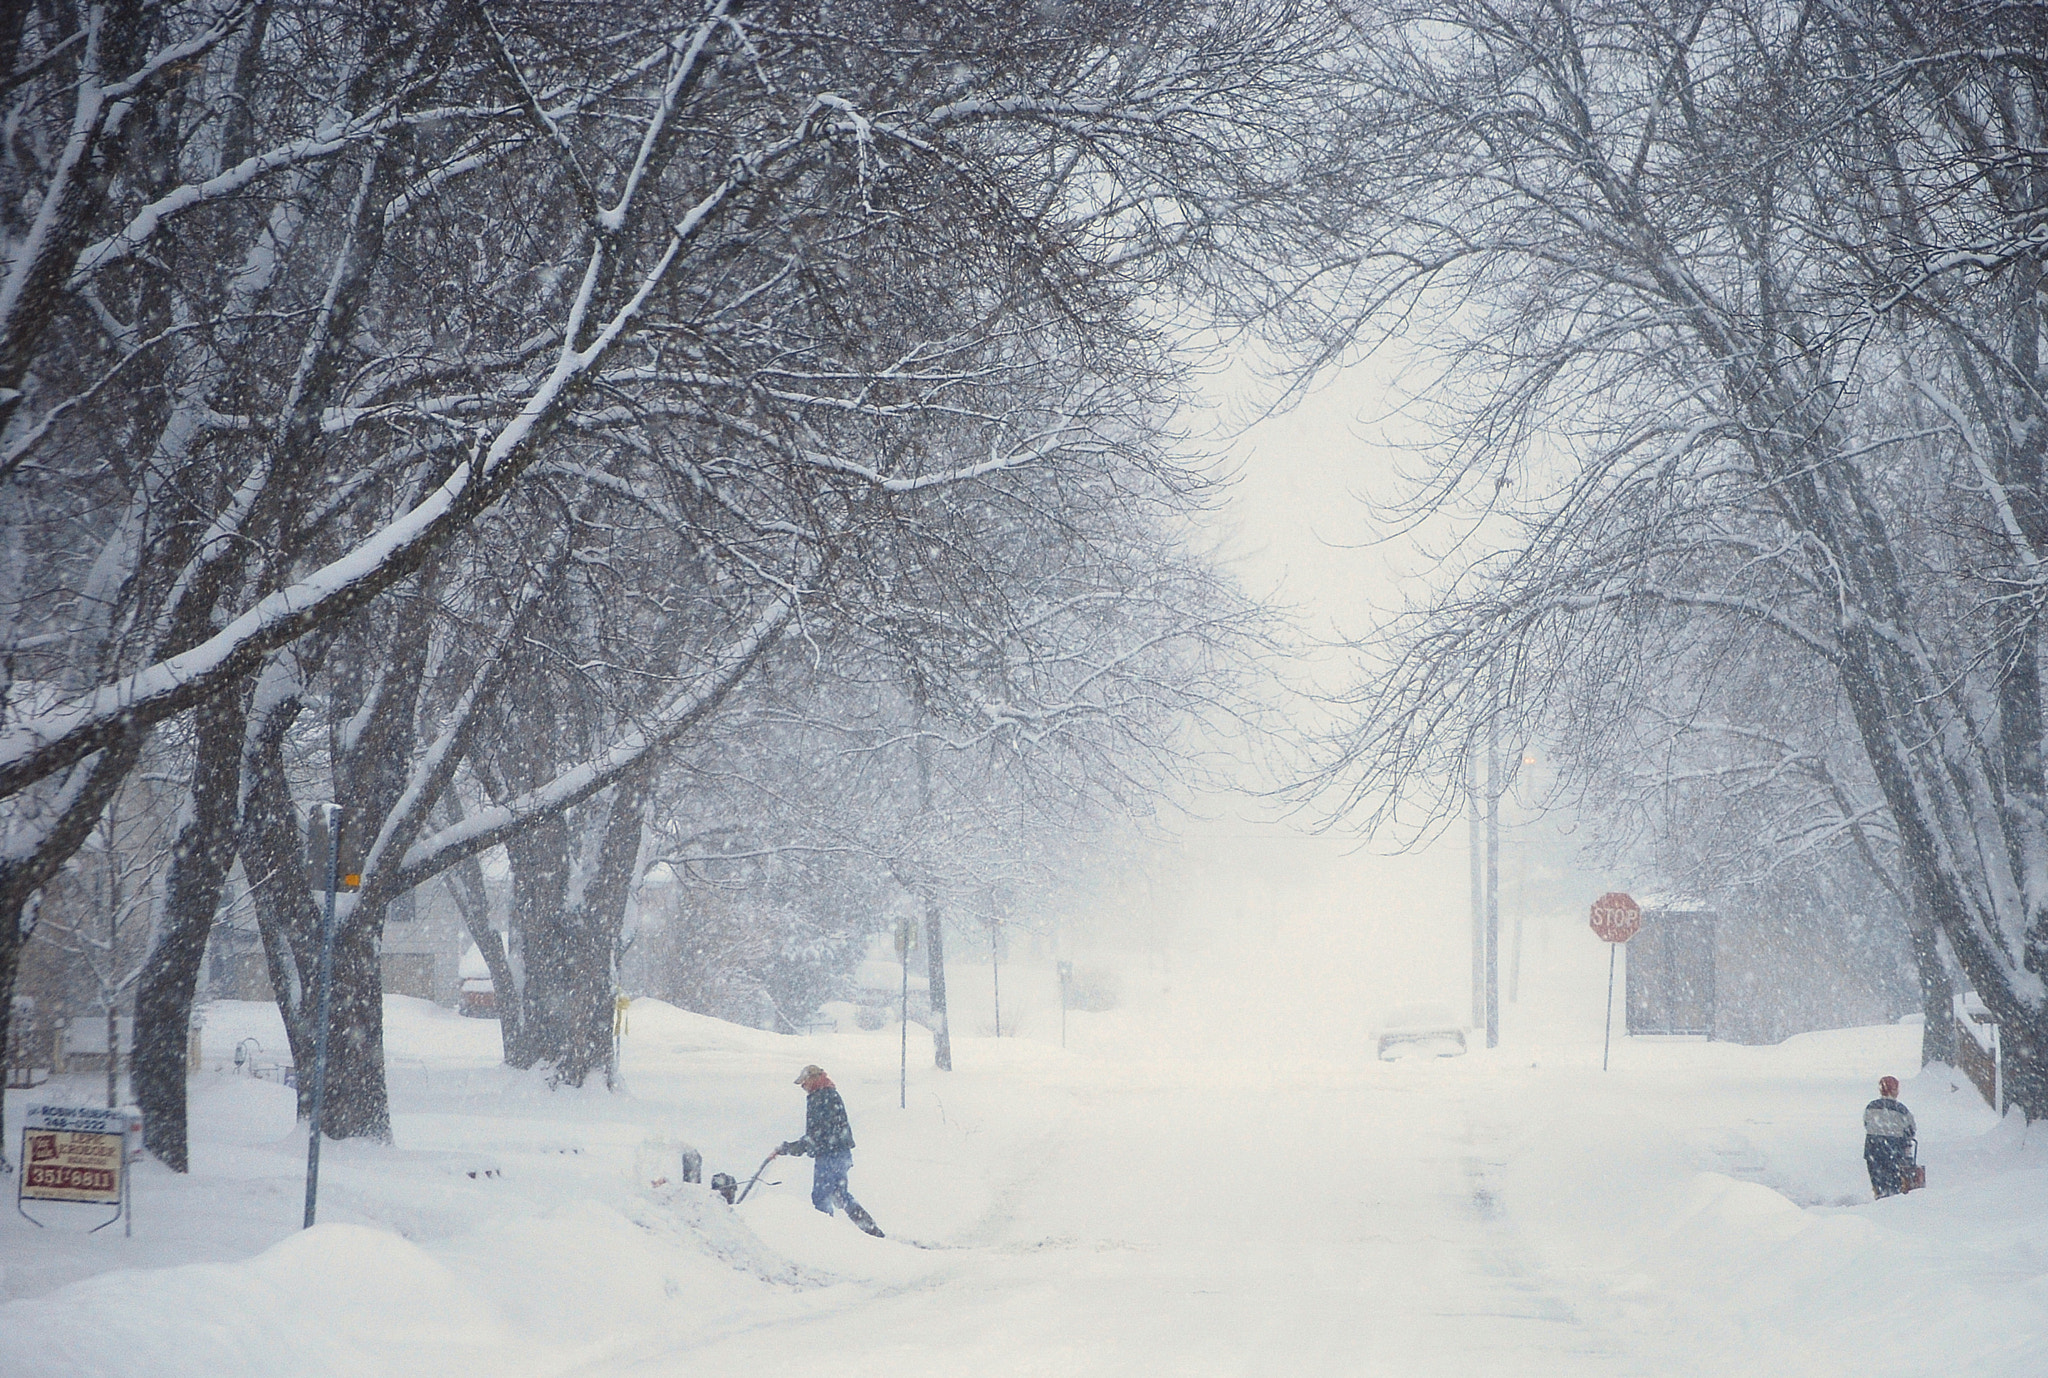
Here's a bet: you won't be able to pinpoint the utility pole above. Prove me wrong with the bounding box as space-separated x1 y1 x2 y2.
1468 752 1484 1031
912 690 952 1072
1508 827 1526 1003
1485 710 1500 1050
897 916 913 1108
923 892 952 1071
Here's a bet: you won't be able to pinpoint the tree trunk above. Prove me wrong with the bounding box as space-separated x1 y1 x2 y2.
0 929 17 1168
1997 1018 2048 1122
105 1003 118 1109
1905 913 1956 1070
239 729 320 1105
0 0 153 428
1836 632 2048 1118
529 906 615 1087
134 691 249 1170
0 887 31 1137
925 895 952 1072
0 741 143 1133
566 771 650 1088
510 773 650 1086
442 837 519 1060
503 816 570 1070
317 910 391 1141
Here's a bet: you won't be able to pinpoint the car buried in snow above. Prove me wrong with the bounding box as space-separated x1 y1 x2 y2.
459 976 497 1019
1374 1003 1468 1061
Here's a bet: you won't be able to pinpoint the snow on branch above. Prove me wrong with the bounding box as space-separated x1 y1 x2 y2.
0 107 826 800
394 574 805 885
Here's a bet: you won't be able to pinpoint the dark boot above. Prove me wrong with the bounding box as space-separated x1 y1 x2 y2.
842 1196 884 1237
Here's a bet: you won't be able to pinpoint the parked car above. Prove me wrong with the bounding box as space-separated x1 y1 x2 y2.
1375 1002 1468 1060
459 976 497 1019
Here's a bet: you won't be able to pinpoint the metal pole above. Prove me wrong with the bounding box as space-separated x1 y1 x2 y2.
1602 943 1617 1072
990 923 1001 1038
304 805 343 1229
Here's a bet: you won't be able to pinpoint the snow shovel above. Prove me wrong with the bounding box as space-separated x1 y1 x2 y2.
1901 1138 1926 1194
734 1150 780 1204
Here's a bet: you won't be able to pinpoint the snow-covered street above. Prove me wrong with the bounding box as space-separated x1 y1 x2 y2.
637 1057 1617 1378
7 899 2045 1378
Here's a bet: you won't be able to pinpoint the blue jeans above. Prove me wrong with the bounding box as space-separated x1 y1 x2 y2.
1865 1135 1911 1198
811 1151 861 1215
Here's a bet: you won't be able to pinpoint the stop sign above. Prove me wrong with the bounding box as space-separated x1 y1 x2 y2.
1590 892 1642 943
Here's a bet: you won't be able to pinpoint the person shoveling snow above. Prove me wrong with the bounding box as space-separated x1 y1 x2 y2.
773 1063 884 1237
1863 1074 1920 1199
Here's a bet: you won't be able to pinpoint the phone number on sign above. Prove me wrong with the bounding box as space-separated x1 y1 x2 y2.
26 1164 116 1193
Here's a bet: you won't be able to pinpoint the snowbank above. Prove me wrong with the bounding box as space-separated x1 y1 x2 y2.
7 916 2048 1376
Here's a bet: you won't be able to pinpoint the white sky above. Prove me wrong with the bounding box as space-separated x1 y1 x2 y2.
1202 358 1411 652
1094 355 1486 1017
1105 342 1618 1021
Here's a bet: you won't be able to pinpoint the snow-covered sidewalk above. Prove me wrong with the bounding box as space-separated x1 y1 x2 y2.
5 912 2045 1376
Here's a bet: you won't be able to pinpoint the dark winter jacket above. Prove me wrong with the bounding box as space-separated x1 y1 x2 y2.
1863 1096 1915 1139
783 1083 856 1157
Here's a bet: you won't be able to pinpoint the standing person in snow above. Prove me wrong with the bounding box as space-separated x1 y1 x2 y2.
775 1064 884 1236
1863 1075 1917 1199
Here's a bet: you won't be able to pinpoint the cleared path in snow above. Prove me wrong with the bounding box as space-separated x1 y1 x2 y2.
611 1062 1622 1378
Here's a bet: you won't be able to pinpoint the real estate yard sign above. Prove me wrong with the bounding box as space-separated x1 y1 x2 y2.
17 1103 140 1233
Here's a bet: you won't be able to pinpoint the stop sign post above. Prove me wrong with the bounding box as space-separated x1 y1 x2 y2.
1590 892 1640 1070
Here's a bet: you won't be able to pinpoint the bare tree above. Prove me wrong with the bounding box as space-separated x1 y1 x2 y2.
7 0 1344 1150
26 792 170 1106
1305 0 2048 1110
1561 637 1949 1061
